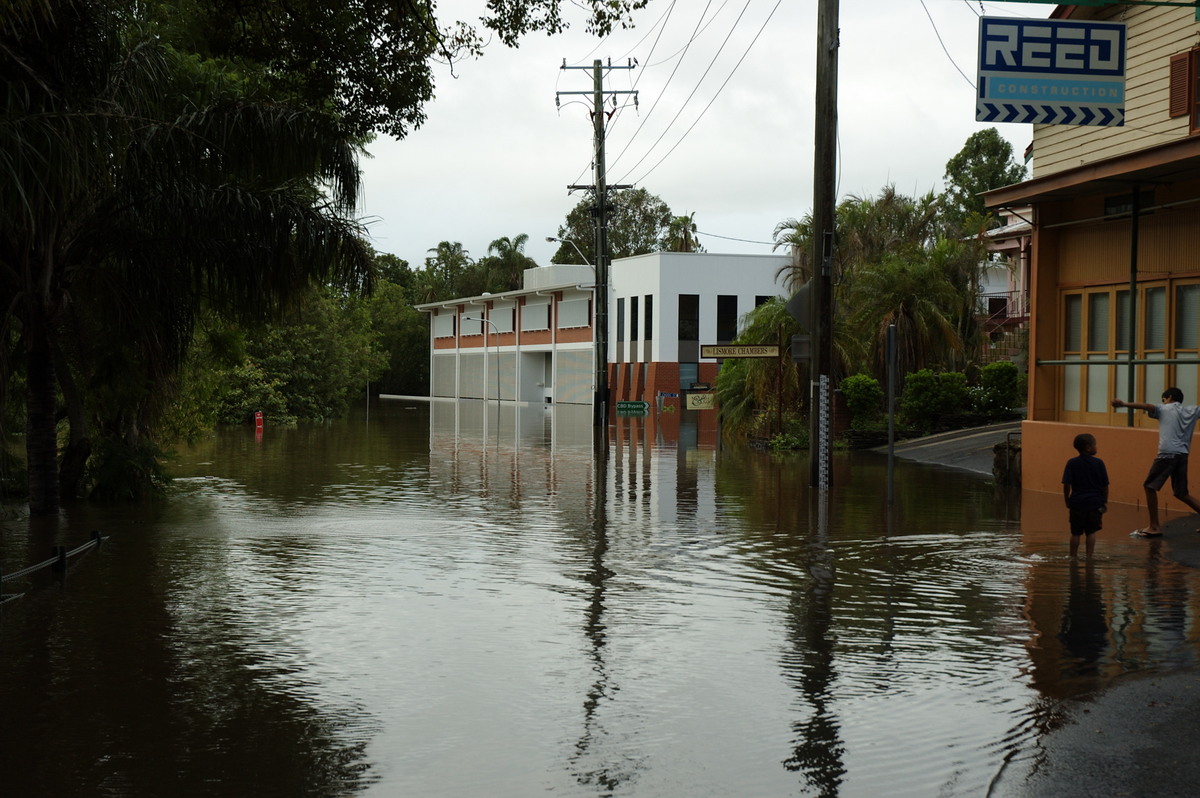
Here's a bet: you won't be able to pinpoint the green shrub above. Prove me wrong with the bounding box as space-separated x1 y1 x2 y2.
841 374 884 428
900 369 969 428
972 360 1022 414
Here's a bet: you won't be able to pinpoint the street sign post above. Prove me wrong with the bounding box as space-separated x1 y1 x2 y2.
976 16 1125 127
701 344 780 358
615 400 650 417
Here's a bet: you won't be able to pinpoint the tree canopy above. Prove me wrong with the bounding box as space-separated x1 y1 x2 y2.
1 0 651 514
551 187 673 264
941 127 1027 234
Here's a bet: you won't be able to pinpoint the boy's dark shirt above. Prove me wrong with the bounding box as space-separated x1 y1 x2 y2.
1062 454 1109 510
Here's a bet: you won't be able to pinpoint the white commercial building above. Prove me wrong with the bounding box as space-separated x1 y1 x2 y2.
416 252 790 407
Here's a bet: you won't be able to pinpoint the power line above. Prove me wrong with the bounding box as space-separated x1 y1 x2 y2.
628 0 782 186
605 0 714 174
697 229 775 246
921 0 976 90
615 0 754 183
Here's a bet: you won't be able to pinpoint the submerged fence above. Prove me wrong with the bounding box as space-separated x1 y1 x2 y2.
0 531 107 605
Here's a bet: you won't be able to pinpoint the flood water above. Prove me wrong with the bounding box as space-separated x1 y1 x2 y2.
3 398 1199 797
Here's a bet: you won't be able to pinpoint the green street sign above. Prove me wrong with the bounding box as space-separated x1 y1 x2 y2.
615 400 650 416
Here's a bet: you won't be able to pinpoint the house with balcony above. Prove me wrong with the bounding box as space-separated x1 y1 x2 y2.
984 2 1200 504
980 207 1032 365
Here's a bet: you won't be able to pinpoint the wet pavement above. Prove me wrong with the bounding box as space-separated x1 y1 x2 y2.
1014 514 1200 797
893 421 1200 796
875 420 1022 477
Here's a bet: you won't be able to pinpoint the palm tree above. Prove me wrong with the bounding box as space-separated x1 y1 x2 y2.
772 215 814 292
665 213 702 253
418 242 474 302
849 251 964 379
715 299 804 437
486 234 537 291
1 2 372 513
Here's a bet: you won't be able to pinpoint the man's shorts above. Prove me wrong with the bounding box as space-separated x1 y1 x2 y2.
1145 453 1191 498
1069 506 1103 536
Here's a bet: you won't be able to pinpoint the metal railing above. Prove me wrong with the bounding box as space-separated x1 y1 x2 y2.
1 530 107 604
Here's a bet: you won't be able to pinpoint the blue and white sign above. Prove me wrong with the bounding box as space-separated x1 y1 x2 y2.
977 16 1125 127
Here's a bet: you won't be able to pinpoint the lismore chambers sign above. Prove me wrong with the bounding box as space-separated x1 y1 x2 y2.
977 16 1125 127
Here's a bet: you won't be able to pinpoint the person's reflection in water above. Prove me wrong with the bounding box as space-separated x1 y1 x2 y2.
1057 562 1108 677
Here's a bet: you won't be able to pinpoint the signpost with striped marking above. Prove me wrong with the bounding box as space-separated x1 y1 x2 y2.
976 16 1125 127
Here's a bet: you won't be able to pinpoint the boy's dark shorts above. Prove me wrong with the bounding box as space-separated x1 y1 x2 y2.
1145 453 1191 497
1069 507 1103 536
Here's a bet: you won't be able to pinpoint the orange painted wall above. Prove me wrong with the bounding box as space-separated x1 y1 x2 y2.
1022 418 1200 511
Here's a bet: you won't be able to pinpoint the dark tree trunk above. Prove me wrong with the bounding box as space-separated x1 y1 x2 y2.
54 334 91 500
25 302 60 515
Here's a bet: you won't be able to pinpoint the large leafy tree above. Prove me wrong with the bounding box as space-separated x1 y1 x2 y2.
941 128 1027 235
2 2 371 512
552 187 672 264
848 244 969 379
772 185 984 384
2 0 653 514
147 0 650 140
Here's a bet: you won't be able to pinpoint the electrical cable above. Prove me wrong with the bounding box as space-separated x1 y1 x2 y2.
921 0 976 90
615 0 754 182
627 0 782 186
605 0 714 173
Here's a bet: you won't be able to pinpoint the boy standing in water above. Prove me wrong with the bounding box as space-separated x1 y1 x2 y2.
1062 433 1108 559
1112 387 1200 537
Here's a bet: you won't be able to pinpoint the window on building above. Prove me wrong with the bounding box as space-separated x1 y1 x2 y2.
679 362 698 392
1063 293 1082 412
558 297 590 329
1103 190 1154 218
1176 284 1200 397
1169 49 1200 132
1086 293 1110 412
617 297 626 342
630 296 640 342
491 303 515 333
521 300 550 331
678 295 699 340
756 295 771 307
717 295 738 343
1059 283 1194 419
461 314 483 336
644 295 653 340
433 314 455 338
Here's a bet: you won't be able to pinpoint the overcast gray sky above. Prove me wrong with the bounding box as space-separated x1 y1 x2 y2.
358 0 1042 270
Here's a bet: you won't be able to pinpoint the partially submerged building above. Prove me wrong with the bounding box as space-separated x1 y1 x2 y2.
415 252 789 409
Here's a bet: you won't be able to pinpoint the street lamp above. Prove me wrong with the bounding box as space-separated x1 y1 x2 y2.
547 236 607 426
545 236 591 270
463 316 500 405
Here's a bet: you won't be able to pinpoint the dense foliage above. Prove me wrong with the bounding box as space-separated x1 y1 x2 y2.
0 0 651 514
721 127 1029 443
551 187 675 264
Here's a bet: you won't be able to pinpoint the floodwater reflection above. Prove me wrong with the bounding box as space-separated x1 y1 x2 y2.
2 398 1200 797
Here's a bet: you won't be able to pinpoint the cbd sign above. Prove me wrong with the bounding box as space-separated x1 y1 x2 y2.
977 16 1125 127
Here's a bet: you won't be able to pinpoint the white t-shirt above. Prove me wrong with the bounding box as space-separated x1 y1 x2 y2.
1148 401 1200 455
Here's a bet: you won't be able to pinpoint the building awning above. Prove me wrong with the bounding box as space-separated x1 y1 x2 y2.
984 135 1200 208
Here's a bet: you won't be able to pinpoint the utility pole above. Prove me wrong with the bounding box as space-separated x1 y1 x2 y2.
557 59 637 430
810 0 839 489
